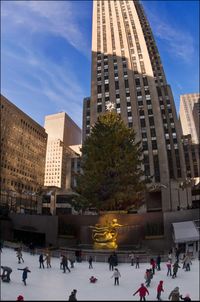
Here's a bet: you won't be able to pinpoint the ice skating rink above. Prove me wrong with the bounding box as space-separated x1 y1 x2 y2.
1 248 199 300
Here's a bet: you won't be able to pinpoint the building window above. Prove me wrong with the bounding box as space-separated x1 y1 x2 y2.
97 105 102 113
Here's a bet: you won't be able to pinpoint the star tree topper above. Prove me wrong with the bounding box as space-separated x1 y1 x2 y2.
105 101 115 112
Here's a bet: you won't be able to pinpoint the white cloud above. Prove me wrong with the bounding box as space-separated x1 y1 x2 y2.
142 3 195 63
2 44 85 127
1 0 90 57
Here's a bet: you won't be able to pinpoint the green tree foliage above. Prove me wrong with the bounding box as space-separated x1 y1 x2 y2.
75 111 146 211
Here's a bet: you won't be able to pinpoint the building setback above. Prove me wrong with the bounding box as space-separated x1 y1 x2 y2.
179 93 200 144
83 0 188 212
0 94 47 212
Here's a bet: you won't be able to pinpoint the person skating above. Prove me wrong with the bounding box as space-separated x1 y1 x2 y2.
133 283 149 301
18 267 31 286
135 256 140 268
90 276 98 283
144 269 151 287
39 253 45 269
111 268 121 285
45 253 51 268
183 253 191 272
172 261 181 278
168 286 181 301
68 289 77 301
88 256 93 269
108 254 115 271
16 248 24 264
69 258 75 268
1 266 12 282
62 255 71 273
175 248 181 262
16 295 24 301
157 280 164 301
166 261 172 276
129 252 135 266
150 258 156 274
180 294 191 301
156 255 161 271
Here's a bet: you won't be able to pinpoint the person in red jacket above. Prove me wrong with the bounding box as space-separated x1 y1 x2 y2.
157 280 164 300
133 283 149 301
150 258 156 274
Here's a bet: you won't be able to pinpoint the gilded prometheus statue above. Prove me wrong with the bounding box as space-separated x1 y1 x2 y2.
91 219 123 249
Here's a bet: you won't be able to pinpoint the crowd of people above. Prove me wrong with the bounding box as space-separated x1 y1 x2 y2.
0 245 195 301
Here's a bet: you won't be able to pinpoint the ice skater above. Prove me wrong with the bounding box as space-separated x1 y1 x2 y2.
156 280 164 301
156 255 161 271
1 266 12 283
16 295 24 301
129 252 135 266
16 248 24 264
168 287 181 301
39 253 45 269
133 283 149 301
62 255 71 273
172 261 181 278
90 276 98 283
88 256 93 269
166 261 172 276
111 268 121 285
68 289 77 301
135 256 140 268
18 267 31 285
45 253 51 268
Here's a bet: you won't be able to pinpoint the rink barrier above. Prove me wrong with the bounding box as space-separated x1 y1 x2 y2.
3 241 172 263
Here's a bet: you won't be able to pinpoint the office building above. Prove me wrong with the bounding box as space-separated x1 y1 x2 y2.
83 0 188 211
0 94 47 213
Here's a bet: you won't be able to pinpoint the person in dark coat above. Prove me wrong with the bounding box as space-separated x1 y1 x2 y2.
157 280 164 301
135 256 140 268
112 252 118 266
68 289 77 301
88 256 93 269
1 266 12 282
175 248 181 262
18 267 31 285
172 261 181 278
62 255 71 273
108 254 115 271
133 283 149 301
156 255 161 271
180 294 191 301
39 254 45 269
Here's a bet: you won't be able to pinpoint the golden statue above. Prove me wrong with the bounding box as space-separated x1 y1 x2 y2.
91 219 123 249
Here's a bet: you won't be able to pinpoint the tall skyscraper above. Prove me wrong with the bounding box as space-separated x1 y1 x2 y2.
83 0 188 211
44 112 81 189
179 93 200 144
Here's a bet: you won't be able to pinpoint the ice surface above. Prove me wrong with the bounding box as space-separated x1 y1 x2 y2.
1 248 199 301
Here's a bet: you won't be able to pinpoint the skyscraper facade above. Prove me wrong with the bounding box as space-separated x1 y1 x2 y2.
83 0 188 211
1 94 47 213
179 93 200 144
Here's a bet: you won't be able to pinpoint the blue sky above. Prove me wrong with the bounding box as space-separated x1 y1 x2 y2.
1 0 199 129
